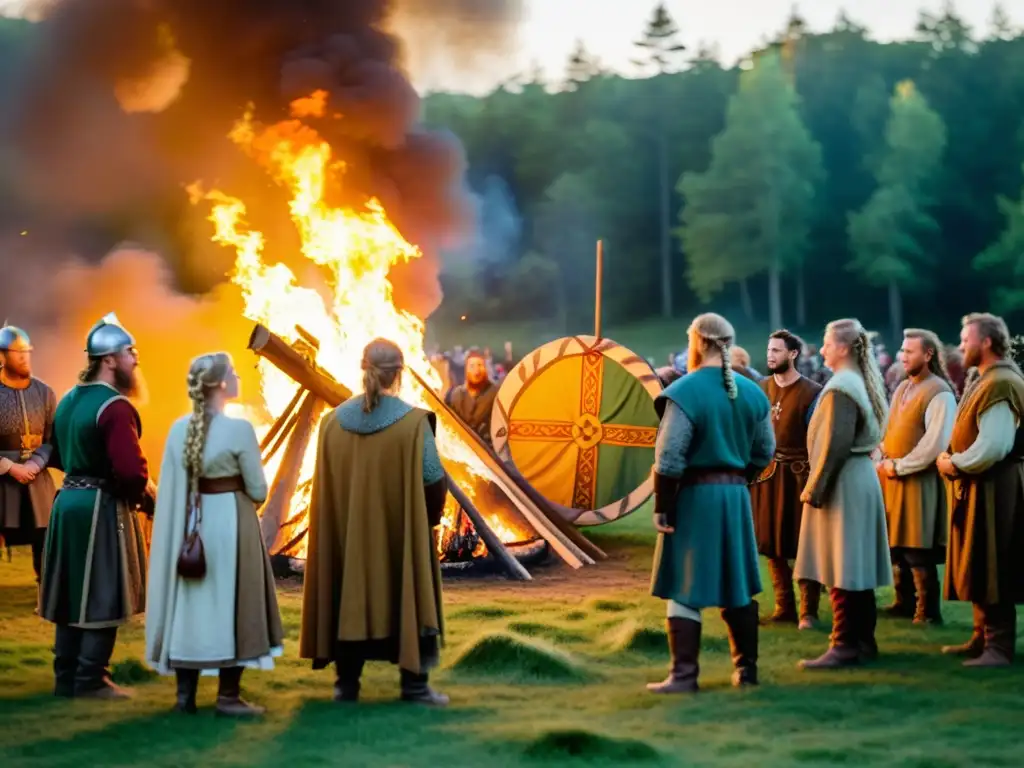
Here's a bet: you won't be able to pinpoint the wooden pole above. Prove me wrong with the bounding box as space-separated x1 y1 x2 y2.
260 392 324 553
447 482 531 581
259 386 305 453
405 366 595 569
248 324 551 576
595 239 603 340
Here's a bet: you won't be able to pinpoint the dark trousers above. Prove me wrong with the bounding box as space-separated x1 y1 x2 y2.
54 624 118 696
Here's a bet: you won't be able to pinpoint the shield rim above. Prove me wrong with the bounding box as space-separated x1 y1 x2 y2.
491 335 662 526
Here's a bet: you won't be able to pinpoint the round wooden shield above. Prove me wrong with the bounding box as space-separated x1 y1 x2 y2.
491 336 662 526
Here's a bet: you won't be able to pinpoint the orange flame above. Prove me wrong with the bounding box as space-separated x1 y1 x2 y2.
195 93 524 558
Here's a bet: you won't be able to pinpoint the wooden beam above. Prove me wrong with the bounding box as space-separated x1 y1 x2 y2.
447 481 531 581
248 323 545 578
260 392 324 554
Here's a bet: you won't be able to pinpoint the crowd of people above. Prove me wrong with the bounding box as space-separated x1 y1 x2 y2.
0 307 1021 718
647 311 1024 691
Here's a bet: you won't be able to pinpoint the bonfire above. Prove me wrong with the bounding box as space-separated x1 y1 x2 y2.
191 91 599 577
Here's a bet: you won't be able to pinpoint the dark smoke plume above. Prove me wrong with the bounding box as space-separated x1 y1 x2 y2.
0 0 520 474
6 0 522 309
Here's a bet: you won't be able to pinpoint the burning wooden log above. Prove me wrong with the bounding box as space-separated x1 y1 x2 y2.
405 367 604 567
247 323 535 579
259 391 324 554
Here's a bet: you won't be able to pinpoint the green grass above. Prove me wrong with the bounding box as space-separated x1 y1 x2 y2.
3 511 1024 767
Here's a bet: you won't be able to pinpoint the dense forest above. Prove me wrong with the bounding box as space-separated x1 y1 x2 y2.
1 4 1023 347
422 3 1024 343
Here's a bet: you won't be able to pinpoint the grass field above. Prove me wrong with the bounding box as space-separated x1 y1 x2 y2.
2 510 1023 768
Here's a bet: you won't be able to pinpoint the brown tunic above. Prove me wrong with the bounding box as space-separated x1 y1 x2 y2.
945 361 1024 605
0 378 57 536
879 375 951 552
751 375 821 559
449 381 497 448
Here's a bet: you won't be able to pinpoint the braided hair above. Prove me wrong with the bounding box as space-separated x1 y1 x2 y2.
361 338 405 413
183 352 232 507
688 313 738 399
827 319 888 427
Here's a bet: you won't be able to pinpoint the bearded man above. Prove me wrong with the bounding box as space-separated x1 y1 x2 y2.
876 329 955 625
39 314 154 699
448 349 497 449
750 330 822 628
937 312 1024 667
0 325 57 584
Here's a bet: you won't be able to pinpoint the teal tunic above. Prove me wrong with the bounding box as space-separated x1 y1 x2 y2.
650 368 774 609
39 383 149 628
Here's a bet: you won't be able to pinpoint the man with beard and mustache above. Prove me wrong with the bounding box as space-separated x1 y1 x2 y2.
0 325 58 585
937 312 1024 667
448 349 497 449
750 330 823 628
876 329 955 625
39 314 154 699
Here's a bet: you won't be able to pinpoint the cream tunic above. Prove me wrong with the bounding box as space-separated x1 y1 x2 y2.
145 413 281 675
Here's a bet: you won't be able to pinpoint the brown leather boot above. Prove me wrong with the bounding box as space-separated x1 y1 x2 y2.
216 667 265 716
647 617 700 693
883 562 915 618
963 605 1015 668
941 604 984 657
911 565 943 625
856 590 879 661
722 601 758 686
799 589 860 669
74 628 133 700
334 656 364 703
798 580 821 630
764 559 798 624
174 668 200 714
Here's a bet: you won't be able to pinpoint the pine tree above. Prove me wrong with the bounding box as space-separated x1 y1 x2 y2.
633 2 687 319
678 52 823 330
847 81 947 341
975 164 1024 312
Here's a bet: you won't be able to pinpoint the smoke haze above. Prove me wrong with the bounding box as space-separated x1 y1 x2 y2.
0 0 521 472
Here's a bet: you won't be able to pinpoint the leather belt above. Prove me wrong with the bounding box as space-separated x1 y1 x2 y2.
681 468 746 486
62 475 108 491
198 475 245 494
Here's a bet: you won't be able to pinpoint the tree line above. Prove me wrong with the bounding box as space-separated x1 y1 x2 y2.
424 3 1024 344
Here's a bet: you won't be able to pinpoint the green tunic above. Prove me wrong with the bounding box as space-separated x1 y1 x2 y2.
39 382 149 629
650 368 774 609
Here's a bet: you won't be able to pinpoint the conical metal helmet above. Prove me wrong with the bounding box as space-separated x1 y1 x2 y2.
85 313 136 358
0 325 32 352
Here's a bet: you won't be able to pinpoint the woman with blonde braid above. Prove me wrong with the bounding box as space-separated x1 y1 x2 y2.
648 313 776 693
795 319 892 669
145 353 283 716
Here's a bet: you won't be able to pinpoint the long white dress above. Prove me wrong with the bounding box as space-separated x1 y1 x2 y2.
145 413 283 676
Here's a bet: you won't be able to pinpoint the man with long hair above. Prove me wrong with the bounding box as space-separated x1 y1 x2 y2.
0 325 57 584
937 312 1024 667
750 330 823 629
648 313 774 692
38 314 154 699
877 329 955 625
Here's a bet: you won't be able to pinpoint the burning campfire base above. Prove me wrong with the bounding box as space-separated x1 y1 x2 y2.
249 323 604 581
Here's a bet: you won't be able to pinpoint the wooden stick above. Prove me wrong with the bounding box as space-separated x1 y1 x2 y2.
447 481 531 581
260 392 324 554
595 239 603 340
406 365 606 562
406 366 594 569
260 386 305 453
